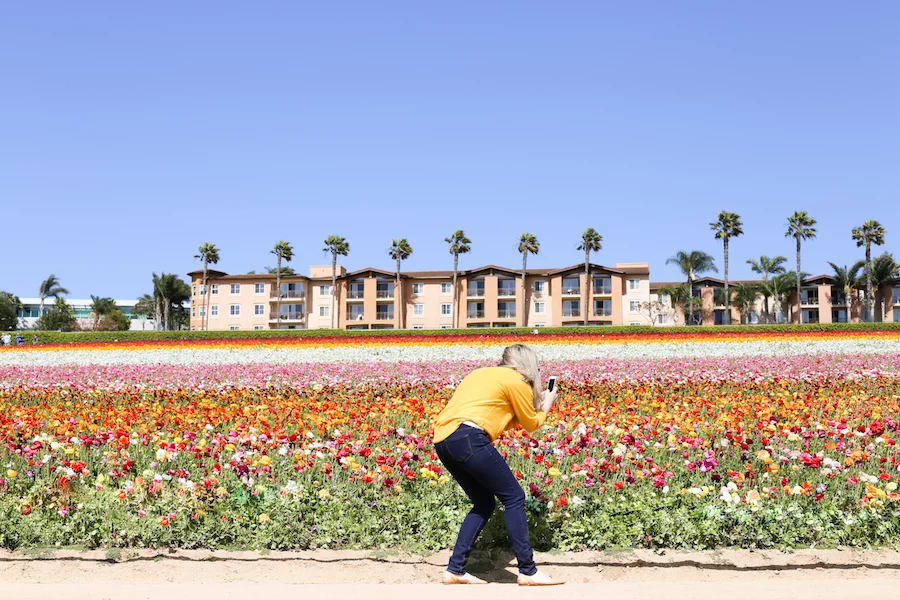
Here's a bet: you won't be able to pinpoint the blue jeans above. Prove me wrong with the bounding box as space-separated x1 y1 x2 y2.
434 425 537 576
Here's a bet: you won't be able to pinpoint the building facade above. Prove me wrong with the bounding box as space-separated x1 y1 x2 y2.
187 263 652 330
16 298 157 331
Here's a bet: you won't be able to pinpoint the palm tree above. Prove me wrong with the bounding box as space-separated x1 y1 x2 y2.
730 283 761 324
89 295 118 328
154 273 190 330
785 212 817 324
194 242 220 331
666 250 718 325
517 233 540 328
851 220 886 322
388 239 413 330
827 261 865 323
577 228 603 326
746 255 787 323
870 252 900 322
766 271 808 323
444 230 472 328
151 273 164 330
271 241 294 329
38 274 69 320
658 284 690 326
323 235 350 329
710 212 744 325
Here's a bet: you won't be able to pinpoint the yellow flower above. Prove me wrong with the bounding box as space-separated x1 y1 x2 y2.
225 443 235 451
258 456 271 467
6 470 17 479
215 486 228 498
258 513 270 524
318 489 330 500
548 467 561 477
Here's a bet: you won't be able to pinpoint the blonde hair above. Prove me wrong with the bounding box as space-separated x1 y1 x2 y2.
498 344 543 409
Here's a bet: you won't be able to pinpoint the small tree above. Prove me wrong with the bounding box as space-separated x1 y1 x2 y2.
658 284 690 326
851 220 886 322
730 283 762 324
37 274 69 321
34 297 78 331
747 255 787 323
638 299 668 326
666 251 717 325
0 292 21 331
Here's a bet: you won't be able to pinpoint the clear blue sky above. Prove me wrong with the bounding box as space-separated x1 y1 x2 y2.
2 3 898 298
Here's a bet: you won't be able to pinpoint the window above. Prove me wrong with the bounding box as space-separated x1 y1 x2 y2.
441 282 452 295
191 307 196 317
628 279 641 291
413 304 424 316
629 300 640 312
230 284 241 295
748 311 759 324
319 306 330 317
254 304 265 316
658 314 668 325
229 325 240 331
629 322 642 326
535 323 546 328
441 304 452 316
412 283 424 295
211 305 218 317
199 306 206 317
211 284 218 295
253 325 265 330
440 325 453 329
659 293 670 306
534 302 546 314
230 304 240 316
199 285 206 295
192 286 197 297
254 283 265 294
534 281 546 293
319 285 331 296
412 325 425 330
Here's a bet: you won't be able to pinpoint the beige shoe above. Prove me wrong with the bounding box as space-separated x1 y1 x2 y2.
517 570 565 586
442 571 488 585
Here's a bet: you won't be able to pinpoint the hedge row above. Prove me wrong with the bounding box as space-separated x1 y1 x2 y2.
24 321 900 345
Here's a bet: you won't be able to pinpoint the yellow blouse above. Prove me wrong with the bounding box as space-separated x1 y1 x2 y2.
432 367 547 443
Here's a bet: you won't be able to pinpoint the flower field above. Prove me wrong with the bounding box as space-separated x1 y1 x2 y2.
3 330 900 552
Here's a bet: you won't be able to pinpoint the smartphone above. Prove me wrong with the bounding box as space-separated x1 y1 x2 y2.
547 376 558 393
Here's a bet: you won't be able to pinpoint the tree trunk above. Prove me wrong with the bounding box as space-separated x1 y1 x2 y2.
521 252 527 328
163 299 171 331
396 255 402 330
723 238 730 325
276 255 282 329
796 236 802 324
583 249 590 326
331 253 337 329
687 277 693 326
201 259 208 332
866 243 873 323
39 294 45 323
452 255 459 329
154 296 162 331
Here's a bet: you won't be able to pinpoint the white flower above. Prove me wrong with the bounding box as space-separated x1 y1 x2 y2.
155 449 167 461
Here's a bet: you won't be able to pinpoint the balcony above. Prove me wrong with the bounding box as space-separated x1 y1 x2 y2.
271 312 304 321
497 288 517 297
562 309 581 318
376 290 394 299
831 294 848 306
347 290 365 300
801 296 819 306
348 313 365 322
468 288 486 298
593 308 613 317
467 310 486 319
375 312 394 321
592 285 612 295
271 289 305 299
497 310 516 319
562 287 581 296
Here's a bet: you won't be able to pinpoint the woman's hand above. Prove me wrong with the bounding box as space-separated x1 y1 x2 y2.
540 389 558 413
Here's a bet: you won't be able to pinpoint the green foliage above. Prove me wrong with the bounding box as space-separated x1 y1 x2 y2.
22 321 900 345
0 292 21 331
34 297 78 332
96 309 132 331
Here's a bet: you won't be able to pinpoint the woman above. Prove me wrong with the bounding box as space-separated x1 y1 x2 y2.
433 344 563 586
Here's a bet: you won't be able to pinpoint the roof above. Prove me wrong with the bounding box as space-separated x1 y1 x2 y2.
344 267 400 279
547 263 626 276
463 264 523 278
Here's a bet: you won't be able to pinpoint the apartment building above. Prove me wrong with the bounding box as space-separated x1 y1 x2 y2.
649 275 898 325
187 262 651 330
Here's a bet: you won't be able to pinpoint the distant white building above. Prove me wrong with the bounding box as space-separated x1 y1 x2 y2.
16 298 157 331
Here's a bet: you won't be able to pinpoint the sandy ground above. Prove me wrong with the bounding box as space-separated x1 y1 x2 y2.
3 548 900 600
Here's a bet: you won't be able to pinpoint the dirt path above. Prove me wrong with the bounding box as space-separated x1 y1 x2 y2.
3 548 900 599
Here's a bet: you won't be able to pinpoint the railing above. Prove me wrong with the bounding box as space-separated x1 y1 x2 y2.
592 286 612 295
497 310 516 318
347 290 365 299
271 312 304 321
348 313 365 321
467 311 485 319
376 290 394 299
892 294 900 305
271 289 305 299
563 287 581 295
375 312 394 321
563 310 581 318
593 308 613 317
497 289 517 297
468 289 486 297
801 297 819 306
